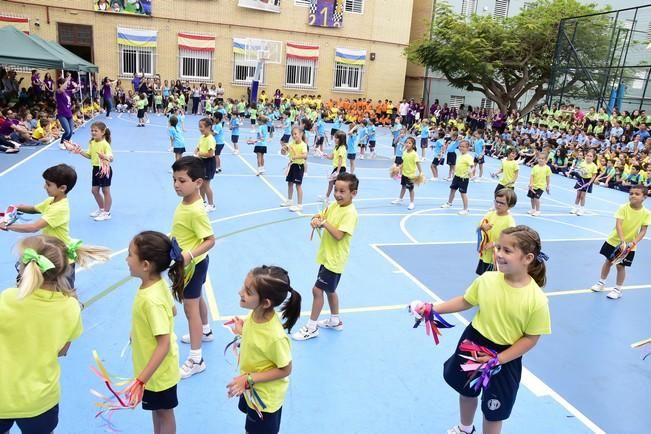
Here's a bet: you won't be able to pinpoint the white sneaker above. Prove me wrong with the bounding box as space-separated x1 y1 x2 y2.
441 202 452 208
317 318 344 331
205 204 216 213
179 358 206 379
391 198 403 205
359 154 365 160
289 205 303 212
606 288 622 300
233 149 240 155
407 203 415 210
430 177 438 182
446 425 476 434
458 209 469 215
576 208 585 216
280 200 292 207
591 282 605 292
527 209 535 215
532 210 541 216
180 330 215 344
570 207 578 214
291 325 319 341
94 211 111 221
89 209 102 218
59 142 67 150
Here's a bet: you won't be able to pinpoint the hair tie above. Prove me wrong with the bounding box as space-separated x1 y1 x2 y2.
22 248 55 273
169 238 184 263
536 252 549 262
67 240 83 260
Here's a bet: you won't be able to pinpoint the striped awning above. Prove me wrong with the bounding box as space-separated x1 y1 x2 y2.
286 42 319 60
335 48 366 65
0 15 29 34
117 27 157 48
178 33 215 52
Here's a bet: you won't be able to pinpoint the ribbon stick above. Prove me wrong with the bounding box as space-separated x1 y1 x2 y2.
631 337 651 349
408 300 454 345
458 340 502 391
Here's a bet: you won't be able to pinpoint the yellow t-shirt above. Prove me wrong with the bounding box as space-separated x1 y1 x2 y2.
455 153 474 179
402 150 418 178
289 141 308 165
131 279 179 392
500 160 519 187
479 211 516 264
579 161 598 179
34 197 72 246
464 272 551 345
239 313 292 413
316 202 358 273
32 126 46 140
87 139 112 167
606 204 651 250
531 164 552 190
0 288 82 418
171 198 214 264
332 146 347 169
198 134 216 158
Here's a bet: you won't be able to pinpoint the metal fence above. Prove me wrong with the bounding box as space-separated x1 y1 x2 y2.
547 5 651 113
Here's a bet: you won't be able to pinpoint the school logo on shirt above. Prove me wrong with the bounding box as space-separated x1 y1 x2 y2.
487 399 501 411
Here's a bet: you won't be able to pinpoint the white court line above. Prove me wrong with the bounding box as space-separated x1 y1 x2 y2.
370 243 606 434
373 237 605 247
225 143 287 202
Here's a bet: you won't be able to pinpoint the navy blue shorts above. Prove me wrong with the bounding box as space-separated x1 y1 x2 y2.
92 165 112 187
231 135 239 144
202 158 216 180
0 404 59 434
184 257 209 299
317 136 325 146
420 137 428 148
401 175 414 191
474 156 485 165
447 152 457 166
443 324 522 422
254 146 267 154
239 395 282 434
394 156 403 165
600 241 635 267
475 259 494 276
369 140 376 149
330 128 338 136
142 385 178 411
526 188 544 199
173 147 185 155
281 134 291 144
314 265 341 293
432 157 445 166
286 163 305 185
450 175 469 194
216 144 225 156
574 178 593 193
347 153 356 160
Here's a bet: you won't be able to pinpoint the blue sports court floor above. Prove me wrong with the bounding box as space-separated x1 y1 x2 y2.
1 112 650 434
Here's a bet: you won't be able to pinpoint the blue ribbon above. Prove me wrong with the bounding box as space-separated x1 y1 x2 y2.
169 238 183 263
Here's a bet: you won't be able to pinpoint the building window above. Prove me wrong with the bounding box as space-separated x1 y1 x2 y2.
233 53 264 84
461 0 476 17
480 98 493 109
285 57 316 88
522 2 535 11
119 45 155 77
450 95 465 109
494 0 509 18
179 48 213 81
295 0 311 6
345 0 364 14
334 63 363 91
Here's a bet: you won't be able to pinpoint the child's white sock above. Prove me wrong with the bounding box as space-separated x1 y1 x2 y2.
459 424 474 433
202 324 211 334
330 314 340 324
598 279 606 285
189 348 202 363
307 319 317 331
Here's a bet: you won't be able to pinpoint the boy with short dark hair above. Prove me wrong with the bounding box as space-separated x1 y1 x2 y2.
292 173 359 341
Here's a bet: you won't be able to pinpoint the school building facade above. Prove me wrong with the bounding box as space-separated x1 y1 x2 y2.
0 0 434 103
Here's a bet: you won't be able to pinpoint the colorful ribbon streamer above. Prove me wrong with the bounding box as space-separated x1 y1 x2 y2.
458 340 502 391
408 301 454 345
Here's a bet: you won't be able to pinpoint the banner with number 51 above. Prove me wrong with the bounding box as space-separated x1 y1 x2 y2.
308 0 344 28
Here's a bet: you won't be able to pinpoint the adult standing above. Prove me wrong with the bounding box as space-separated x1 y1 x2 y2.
64 72 79 101
132 72 141 93
31 70 43 101
101 77 116 118
215 82 225 105
43 73 54 99
274 88 282 109
56 77 74 148
191 84 201 115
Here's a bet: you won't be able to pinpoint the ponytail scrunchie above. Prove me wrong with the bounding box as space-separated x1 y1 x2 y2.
536 251 549 263
170 238 184 263
22 248 55 273
67 240 83 261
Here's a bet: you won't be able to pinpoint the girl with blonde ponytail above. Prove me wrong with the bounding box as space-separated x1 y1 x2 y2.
0 235 85 434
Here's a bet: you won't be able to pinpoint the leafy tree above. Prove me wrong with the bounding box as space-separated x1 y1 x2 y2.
406 0 608 115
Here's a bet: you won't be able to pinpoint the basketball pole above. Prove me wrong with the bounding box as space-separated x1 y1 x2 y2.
250 56 265 107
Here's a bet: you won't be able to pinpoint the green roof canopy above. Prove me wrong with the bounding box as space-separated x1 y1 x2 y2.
30 34 98 73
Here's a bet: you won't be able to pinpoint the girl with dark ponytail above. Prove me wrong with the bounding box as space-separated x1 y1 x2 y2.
125 231 185 434
226 265 301 434
431 225 551 434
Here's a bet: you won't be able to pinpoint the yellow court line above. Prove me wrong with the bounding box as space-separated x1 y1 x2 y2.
204 275 221 321
217 303 407 321
545 284 651 297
